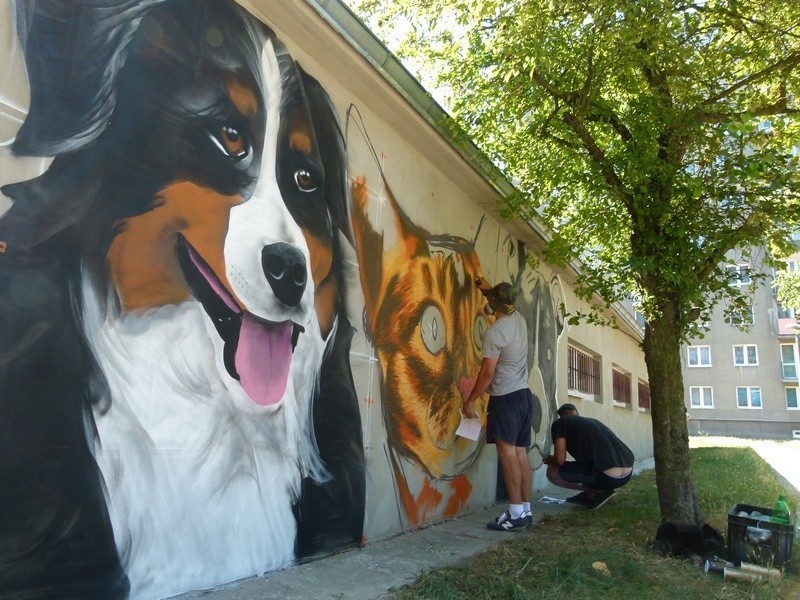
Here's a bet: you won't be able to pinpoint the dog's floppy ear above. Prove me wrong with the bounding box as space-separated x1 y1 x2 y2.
299 67 352 245
12 0 166 156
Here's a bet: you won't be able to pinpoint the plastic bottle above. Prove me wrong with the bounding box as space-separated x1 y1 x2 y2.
772 495 791 525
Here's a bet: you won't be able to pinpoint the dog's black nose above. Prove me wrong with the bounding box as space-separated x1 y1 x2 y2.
261 242 307 307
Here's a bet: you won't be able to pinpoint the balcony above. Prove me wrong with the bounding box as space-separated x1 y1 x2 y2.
778 318 799 336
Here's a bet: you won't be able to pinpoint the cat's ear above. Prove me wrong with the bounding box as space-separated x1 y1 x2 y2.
383 183 426 258
351 176 430 331
350 176 389 332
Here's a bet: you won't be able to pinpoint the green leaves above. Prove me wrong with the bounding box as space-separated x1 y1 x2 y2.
774 269 800 310
350 0 800 336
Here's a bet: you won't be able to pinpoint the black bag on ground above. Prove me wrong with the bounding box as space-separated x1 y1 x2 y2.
652 521 724 559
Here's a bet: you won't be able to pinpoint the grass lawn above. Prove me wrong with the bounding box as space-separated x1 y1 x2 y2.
389 447 799 599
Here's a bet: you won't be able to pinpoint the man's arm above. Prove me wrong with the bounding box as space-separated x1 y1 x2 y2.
461 356 497 418
543 436 567 466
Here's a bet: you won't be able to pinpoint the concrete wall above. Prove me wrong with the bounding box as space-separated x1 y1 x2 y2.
0 1 652 598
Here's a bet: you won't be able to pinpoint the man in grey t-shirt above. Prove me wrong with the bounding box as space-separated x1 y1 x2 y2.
462 279 535 532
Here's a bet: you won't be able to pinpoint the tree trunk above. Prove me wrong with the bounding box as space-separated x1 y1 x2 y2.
642 302 703 524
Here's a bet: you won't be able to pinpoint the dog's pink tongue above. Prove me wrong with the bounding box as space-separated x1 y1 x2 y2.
235 314 293 406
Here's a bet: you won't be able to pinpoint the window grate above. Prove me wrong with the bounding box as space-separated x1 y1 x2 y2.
638 382 651 410
568 345 601 395
613 369 631 405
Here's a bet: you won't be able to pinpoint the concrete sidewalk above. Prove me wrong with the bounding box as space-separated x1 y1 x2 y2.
170 441 800 600
172 458 655 600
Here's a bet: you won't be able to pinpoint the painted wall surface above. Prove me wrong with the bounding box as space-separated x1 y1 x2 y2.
0 1 652 599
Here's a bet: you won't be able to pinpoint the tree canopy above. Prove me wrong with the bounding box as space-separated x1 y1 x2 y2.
351 0 800 523
353 0 799 327
775 268 800 310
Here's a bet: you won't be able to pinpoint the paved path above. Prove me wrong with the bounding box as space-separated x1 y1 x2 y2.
172 459 655 600
170 442 800 600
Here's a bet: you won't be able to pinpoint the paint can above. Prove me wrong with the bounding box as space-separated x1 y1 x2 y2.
739 562 781 579
703 557 732 574
723 565 781 582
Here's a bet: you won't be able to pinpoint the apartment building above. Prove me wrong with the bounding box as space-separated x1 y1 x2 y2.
683 242 800 439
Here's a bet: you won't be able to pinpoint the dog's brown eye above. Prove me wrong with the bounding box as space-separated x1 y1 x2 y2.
294 169 318 193
210 126 249 160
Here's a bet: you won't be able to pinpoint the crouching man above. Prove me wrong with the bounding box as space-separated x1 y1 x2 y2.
543 403 634 509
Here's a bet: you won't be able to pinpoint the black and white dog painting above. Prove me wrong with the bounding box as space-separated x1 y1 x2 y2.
0 1 364 597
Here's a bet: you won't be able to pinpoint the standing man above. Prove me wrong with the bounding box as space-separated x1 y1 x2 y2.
544 403 634 509
462 279 535 532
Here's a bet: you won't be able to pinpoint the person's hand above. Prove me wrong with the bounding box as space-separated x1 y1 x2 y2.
474 276 491 293
461 398 477 419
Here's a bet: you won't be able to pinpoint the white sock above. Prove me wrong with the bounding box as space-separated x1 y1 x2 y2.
509 503 524 519
523 502 531 514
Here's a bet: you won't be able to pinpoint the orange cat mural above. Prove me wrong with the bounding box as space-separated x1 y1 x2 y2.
351 176 490 525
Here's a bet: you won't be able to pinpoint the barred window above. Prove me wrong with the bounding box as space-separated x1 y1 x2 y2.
638 381 651 410
612 369 631 406
568 345 601 396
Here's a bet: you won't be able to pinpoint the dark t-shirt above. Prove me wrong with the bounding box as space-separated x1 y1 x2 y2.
550 415 634 472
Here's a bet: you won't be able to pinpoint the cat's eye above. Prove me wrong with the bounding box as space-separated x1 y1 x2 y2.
473 314 488 350
420 305 446 354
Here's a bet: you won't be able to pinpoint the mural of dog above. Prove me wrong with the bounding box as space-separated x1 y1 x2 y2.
0 1 364 598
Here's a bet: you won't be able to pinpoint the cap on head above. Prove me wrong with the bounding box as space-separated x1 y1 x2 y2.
557 403 578 416
485 282 518 313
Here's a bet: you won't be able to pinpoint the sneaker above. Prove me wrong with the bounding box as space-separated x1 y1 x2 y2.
584 489 616 510
524 510 533 525
566 491 589 505
486 511 528 532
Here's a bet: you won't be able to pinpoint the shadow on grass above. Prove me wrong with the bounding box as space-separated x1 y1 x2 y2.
390 447 799 600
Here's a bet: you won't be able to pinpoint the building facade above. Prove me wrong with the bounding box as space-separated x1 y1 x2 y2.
683 242 800 439
0 1 652 598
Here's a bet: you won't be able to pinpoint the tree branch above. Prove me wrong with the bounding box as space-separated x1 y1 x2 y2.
687 3 800 42
533 69 634 142
702 51 800 106
562 112 635 212
695 98 800 123
585 109 634 142
540 129 581 152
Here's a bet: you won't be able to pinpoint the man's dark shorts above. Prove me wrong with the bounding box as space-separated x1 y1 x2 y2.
486 388 533 447
557 462 632 491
